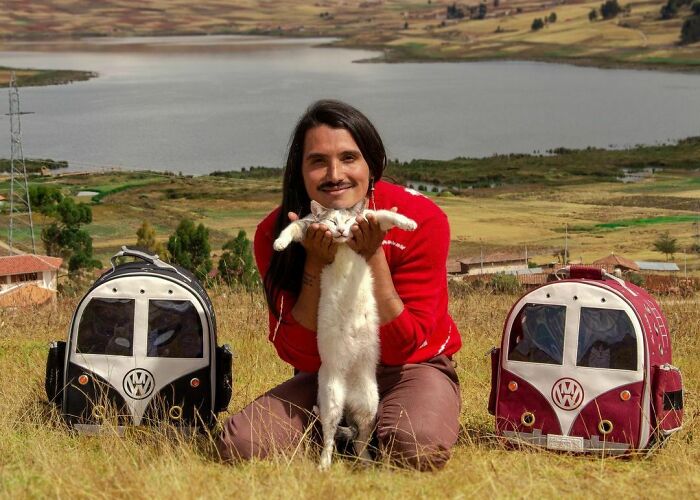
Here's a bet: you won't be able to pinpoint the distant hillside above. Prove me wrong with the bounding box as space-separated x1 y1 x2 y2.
1 0 699 72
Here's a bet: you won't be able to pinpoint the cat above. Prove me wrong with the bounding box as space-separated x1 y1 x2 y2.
273 199 417 470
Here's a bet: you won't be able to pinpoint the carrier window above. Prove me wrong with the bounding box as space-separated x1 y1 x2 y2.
77 298 135 356
577 307 637 370
147 300 203 358
508 304 566 365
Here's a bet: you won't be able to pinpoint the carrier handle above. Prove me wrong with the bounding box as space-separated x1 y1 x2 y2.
109 246 191 282
554 265 637 296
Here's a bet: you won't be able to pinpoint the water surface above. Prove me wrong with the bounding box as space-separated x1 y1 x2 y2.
1 35 699 174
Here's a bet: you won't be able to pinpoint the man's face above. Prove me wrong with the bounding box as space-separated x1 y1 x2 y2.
301 125 371 209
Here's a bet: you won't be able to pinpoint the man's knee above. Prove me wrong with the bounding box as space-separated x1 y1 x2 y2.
376 425 455 471
217 415 260 462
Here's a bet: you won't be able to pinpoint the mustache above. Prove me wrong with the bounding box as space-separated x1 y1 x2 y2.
318 181 354 191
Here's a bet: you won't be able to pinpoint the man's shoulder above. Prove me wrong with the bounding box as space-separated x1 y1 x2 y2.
257 206 282 241
374 180 446 222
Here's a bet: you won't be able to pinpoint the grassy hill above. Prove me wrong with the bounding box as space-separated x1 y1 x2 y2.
0 1 699 73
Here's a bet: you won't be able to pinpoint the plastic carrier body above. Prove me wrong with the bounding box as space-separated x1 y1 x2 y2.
45 247 232 434
488 266 683 454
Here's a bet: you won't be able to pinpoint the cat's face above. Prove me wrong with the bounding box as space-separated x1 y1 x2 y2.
311 200 364 243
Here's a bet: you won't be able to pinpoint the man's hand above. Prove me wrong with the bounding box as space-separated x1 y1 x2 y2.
347 207 397 261
288 211 337 267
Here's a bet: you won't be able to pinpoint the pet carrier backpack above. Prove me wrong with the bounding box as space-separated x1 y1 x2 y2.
45 247 233 433
488 266 683 454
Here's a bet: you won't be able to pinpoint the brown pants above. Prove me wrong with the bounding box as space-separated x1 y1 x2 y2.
217 355 461 471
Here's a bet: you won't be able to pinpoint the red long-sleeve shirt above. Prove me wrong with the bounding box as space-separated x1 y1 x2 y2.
254 180 462 372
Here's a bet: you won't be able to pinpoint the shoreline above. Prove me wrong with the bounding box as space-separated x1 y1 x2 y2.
0 32 699 83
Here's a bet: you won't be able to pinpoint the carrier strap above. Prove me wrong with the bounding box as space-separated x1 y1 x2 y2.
109 246 191 282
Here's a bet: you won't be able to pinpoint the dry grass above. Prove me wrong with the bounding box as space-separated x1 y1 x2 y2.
1 289 699 498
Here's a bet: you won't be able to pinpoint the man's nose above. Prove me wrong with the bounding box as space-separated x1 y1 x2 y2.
326 159 343 182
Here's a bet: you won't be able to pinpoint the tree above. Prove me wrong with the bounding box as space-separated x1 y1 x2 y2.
660 0 678 19
167 218 212 280
693 1 700 15
218 230 260 290
29 185 63 215
136 220 171 261
548 12 557 23
446 2 465 19
477 2 488 19
680 16 700 44
531 17 545 30
40 197 101 272
552 247 570 264
653 231 679 261
589 8 598 21
600 0 621 19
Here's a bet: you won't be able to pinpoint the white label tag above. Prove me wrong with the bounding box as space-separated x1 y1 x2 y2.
546 434 584 452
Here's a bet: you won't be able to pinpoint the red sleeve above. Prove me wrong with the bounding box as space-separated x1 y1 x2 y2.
254 214 321 373
378 212 450 365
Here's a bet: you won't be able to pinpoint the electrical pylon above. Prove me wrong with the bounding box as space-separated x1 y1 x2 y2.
7 71 36 255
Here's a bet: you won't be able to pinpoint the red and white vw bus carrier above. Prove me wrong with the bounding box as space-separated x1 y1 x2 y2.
488 266 683 453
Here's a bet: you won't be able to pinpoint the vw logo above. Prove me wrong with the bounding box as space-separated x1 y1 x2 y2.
551 378 584 411
123 368 155 400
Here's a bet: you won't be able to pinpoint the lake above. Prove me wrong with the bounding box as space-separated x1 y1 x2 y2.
1 35 699 175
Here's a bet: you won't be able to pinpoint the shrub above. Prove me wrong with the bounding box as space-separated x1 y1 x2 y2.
589 8 598 20
548 12 557 23
680 16 700 44
627 272 645 287
600 0 621 19
488 273 522 294
218 230 260 291
531 17 545 30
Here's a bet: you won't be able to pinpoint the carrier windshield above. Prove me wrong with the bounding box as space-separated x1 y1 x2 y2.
508 304 566 365
147 300 203 358
577 307 637 370
77 298 135 356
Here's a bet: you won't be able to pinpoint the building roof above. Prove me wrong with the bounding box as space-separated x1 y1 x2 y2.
0 254 63 275
446 260 462 274
635 261 680 272
459 251 528 266
592 253 640 271
504 267 544 276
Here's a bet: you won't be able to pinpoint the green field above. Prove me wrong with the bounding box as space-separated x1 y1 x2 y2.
1 138 698 271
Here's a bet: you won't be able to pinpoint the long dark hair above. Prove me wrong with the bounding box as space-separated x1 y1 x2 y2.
264 99 387 316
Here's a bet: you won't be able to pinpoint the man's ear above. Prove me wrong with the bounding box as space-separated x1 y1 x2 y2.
310 200 326 217
351 198 367 214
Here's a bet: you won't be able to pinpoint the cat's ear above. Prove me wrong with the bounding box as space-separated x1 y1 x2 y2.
310 200 326 217
350 198 367 214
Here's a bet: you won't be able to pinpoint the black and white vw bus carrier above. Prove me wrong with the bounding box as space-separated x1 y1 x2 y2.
45 247 233 433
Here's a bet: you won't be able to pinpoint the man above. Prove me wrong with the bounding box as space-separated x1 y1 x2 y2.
218 100 462 470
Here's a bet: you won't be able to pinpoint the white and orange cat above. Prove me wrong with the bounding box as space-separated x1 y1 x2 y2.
273 199 417 470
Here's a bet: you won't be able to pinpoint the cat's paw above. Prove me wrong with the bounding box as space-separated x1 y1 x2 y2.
273 236 291 251
396 216 417 231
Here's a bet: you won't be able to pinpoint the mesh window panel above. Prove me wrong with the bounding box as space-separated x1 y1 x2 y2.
577 308 637 371
147 300 203 358
77 298 135 356
508 304 566 365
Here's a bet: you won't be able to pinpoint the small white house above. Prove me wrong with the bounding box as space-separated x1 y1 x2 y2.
458 252 529 276
0 254 63 306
